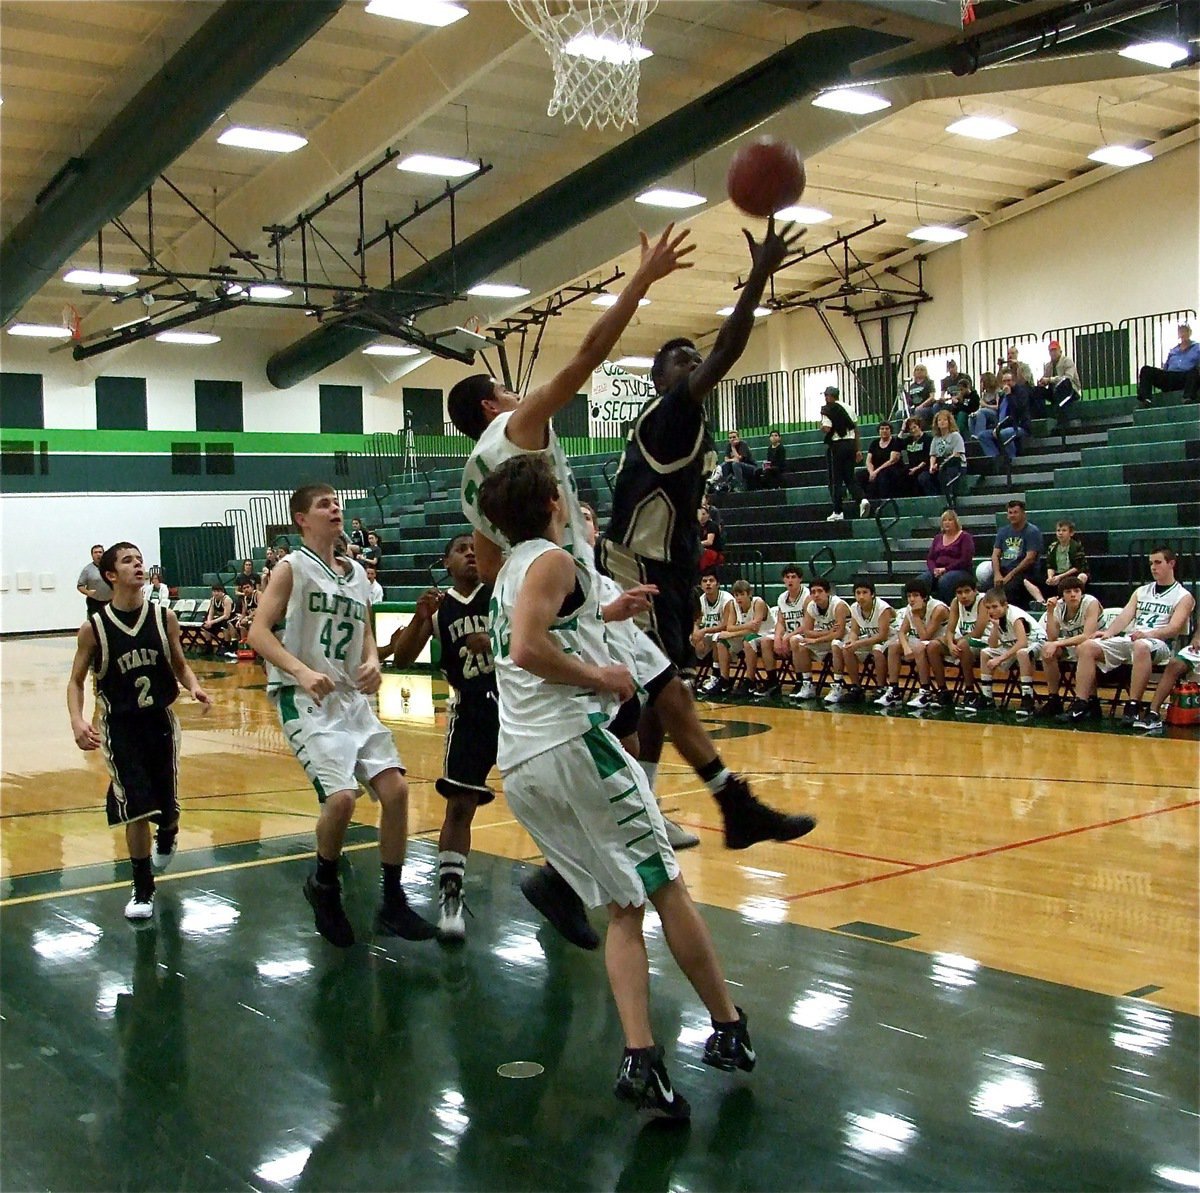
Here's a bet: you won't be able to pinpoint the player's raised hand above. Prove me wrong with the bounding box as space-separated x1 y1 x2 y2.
636 223 696 285
72 718 101 751
414 587 442 622
743 215 803 275
355 657 382 696
298 665 336 706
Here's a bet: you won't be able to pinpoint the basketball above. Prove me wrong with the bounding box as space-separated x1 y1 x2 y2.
726 137 806 218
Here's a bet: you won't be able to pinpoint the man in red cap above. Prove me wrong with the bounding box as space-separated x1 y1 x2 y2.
1036 339 1081 425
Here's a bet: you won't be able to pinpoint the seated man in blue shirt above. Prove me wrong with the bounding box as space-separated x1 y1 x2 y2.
976 369 1031 462
1138 323 1199 406
977 499 1044 608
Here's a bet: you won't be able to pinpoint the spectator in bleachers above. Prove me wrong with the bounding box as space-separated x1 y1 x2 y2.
1043 520 1089 594
1001 345 1036 387
820 385 863 522
856 420 903 515
360 531 383 567
1066 547 1195 725
77 544 112 619
143 566 170 605
757 429 788 489
1020 576 1102 718
894 577 951 710
787 577 850 700
715 429 756 492
1034 340 1081 422
349 517 368 557
924 410 967 506
239 559 255 584
364 563 385 605
969 588 1035 715
976 369 1031 462
698 506 725 575
829 578 895 706
978 499 1043 606
1137 322 1200 406
968 371 1001 440
904 364 936 422
944 377 976 437
260 546 278 589
1135 625 1200 732
940 358 973 401
900 416 932 495
920 509 976 604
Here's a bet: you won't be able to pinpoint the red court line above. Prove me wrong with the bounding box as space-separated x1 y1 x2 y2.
786 798 1200 902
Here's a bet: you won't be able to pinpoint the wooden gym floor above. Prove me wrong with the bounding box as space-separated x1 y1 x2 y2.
1 635 1197 1191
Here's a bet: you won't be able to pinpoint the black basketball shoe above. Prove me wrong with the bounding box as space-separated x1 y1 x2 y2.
375 891 438 941
520 864 599 950
304 874 355 949
614 1046 691 1122
718 775 816 850
703 1007 757 1073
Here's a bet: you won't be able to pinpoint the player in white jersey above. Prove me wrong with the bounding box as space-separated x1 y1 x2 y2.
892 578 951 711
1018 575 1102 718
1136 624 1200 732
788 579 851 700
478 453 757 1122
754 564 808 700
249 483 436 949
831 578 895 706
691 572 735 686
1068 547 1194 725
707 579 774 697
939 577 988 706
967 588 1035 715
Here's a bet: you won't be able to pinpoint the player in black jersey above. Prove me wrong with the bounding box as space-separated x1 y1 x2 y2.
382 534 497 942
67 542 211 922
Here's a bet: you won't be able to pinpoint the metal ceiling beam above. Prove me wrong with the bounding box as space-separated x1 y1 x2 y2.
0 0 342 326
265 23 909 389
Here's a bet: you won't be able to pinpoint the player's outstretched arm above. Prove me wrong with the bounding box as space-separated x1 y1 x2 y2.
507 224 694 451
164 609 211 707
67 622 101 750
385 587 440 666
687 218 802 402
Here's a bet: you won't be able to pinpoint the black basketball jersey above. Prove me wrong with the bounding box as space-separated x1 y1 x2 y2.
92 602 179 717
607 377 715 567
436 584 496 697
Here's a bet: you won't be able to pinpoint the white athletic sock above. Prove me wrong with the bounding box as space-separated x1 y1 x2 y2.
641 761 659 795
439 850 467 887
703 767 733 795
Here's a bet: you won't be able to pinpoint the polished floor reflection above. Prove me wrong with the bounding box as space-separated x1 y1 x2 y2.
1 637 1197 1190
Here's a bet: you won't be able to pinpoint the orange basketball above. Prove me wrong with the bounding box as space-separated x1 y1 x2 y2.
727 137 806 218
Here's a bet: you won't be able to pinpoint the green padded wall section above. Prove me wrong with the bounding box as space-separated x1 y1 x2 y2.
195 379 243 432
319 384 363 435
0 372 44 429
95 376 147 431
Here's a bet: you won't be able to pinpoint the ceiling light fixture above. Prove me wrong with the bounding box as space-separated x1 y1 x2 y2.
946 115 1017 140
397 153 477 177
64 269 138 287
217 127 307 153
6 323 71 338
635 188 705 209
907 225 968 243
364 0 468 26
1087 145 1153 167
156 331 221 345
1119 40 1189 68
812 88 891 115
363 344 422 356
717 306 771 317
563 34 652 64
467 283 530 298
615 356 654 369
248 284 293 300
591 295 650 308
775 204 833 223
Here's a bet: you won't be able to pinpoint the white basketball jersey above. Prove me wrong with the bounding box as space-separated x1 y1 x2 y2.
1052 592 1101 638
953 592 986 638
698 589 734 630
850 596 896 640
491 539 615 772
807 594 850 634
776 586 810 634
992 605 1033 649
266 547 371 692
901 597 948 641
1132 581 1189 633
461 411 592 573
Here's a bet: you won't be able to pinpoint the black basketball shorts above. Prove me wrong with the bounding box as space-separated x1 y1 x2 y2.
600 540 695 671
436 691 498 804
101 708 181 827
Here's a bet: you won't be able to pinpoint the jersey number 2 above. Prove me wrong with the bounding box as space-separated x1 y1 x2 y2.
134 675 153 708
319 619 354 661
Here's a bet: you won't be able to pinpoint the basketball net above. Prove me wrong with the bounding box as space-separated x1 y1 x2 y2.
60 303 82 343
507 0 658 131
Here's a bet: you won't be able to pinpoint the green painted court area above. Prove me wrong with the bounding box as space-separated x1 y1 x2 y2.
2 838 1195 1191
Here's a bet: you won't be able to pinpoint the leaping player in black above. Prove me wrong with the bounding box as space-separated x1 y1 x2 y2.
382 533 497 942
67 542 211 922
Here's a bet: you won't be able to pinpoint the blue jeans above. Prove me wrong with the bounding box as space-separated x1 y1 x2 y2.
977 426 1024 460
969 407 997 438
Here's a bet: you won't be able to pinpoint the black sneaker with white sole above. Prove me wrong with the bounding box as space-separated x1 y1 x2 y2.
703 1007 757 1073
614 1046 691 1123
1120 700 1143 727
1133 709 1164 733
1017 694 1037 717
1063 696 1102 723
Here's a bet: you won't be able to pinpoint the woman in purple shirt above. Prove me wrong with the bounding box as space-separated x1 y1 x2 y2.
919 509 976 603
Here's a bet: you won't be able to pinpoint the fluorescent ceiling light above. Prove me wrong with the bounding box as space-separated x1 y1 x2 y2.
64 268 138 287
775 204 832 223
1088 145 1152 167
812 88 891 115
217 126 307 153
156 331 221 345
615 356 654 369
1119 40 1189 68
248 284 293 300
467 283 530 298
363 344 422 356
635 188 705 209
397 153 477 177
907 225 968 243
717 306 771 317
6 323 71 338
591 295 650 308
563 34 652 64
946 115 1017 140
365 0 467 26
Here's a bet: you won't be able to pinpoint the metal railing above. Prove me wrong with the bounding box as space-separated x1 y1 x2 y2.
720 546 766 594
873 498 902 575
1119 309 1198 387
905 343 969 382
808 545 837 585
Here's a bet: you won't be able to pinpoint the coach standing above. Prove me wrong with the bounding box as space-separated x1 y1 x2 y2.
77 544 112 618
821 385 863 523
